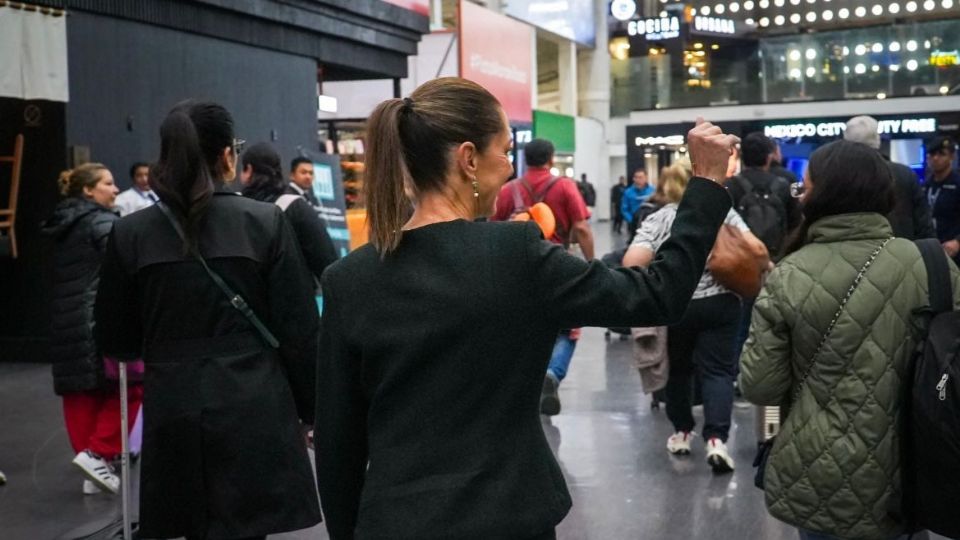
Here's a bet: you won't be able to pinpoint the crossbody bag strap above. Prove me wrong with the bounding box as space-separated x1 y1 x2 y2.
156 203 279 349
791 237 893 401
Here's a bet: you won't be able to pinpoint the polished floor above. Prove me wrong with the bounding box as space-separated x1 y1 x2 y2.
0 227 940 539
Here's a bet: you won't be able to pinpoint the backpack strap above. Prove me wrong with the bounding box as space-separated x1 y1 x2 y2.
916 238 954 314
510 181 527 214
533 176 563 203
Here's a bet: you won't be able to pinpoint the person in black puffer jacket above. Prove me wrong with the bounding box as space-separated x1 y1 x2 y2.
42 163 142 496
239 142 338 282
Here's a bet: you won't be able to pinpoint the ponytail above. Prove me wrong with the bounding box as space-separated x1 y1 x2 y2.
365 98 410 255
150 101 233 255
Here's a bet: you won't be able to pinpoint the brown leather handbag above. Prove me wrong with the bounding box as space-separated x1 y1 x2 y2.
707 224 771 299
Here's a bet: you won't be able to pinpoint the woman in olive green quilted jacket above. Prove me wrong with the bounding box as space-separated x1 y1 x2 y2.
740 141 960 540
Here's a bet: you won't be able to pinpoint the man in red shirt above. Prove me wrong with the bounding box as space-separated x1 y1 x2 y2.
492 138 594 415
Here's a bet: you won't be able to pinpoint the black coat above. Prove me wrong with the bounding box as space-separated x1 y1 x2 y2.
887 160 935 240
316 178 731 540
254 193 338 282
42 197 118 395
95 192 321 539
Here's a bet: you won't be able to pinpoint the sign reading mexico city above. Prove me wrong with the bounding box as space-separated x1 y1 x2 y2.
628 16 680 40
765 118 937 139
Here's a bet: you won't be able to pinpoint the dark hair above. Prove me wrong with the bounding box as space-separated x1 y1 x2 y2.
741 132 775 168
290 156 312 174
150 100 234 254
784 140 895 255
365 77 504 254
59 163 108 198
241 142 286 202
524 139 555 168
129 162 150 179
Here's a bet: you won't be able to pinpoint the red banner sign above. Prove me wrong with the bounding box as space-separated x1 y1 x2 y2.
458 0 533 124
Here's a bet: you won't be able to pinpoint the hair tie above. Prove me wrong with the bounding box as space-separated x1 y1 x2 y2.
403 97 414 109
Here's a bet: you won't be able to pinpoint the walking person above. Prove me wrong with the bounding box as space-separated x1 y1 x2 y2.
95 101 321 540
923 136 960 263
622 162 761 473
611 175 627 234
42 163 142 496
239 142 338 281
315 77 739 540
621 169 654 234
740 140 958 540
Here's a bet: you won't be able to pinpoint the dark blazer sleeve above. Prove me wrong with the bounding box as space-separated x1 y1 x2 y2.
315 273 368 540
95 228 142 359
912 179 936 239
531 178 731 329
268 210 321 424
286 198 339 282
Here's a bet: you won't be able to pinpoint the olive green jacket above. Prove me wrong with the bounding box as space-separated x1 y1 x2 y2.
740 213 960 540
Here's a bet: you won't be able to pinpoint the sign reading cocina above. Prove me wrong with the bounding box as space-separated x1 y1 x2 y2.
765 118 937 139
459 0 534 124
628 17 680 40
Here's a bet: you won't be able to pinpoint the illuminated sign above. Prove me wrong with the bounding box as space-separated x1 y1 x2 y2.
930 50 960 67
610 0 637 21
628 17 680 40
764 118 937 139
635 135 685 146
693 16 736 34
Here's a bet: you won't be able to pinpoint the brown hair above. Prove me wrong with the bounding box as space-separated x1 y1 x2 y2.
651 163 690 205
365 77 504 254
58 163 108 198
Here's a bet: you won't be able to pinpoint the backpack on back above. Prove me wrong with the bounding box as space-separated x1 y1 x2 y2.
902 238 960 538
577 181 596 207
509 177 566 243
733 175 787 256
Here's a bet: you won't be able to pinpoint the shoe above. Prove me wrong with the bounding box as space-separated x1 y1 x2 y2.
540 373 561 416
667 431 695 455
72 450 119 494
706 438 735 474
83 479 102 495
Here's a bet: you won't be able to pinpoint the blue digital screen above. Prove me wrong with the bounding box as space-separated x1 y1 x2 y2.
503 0 596 46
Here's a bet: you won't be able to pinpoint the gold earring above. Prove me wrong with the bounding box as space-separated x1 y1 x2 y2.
472 178 480 199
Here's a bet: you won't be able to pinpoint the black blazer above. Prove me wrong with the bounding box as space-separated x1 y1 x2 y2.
887 160 934 240
316 178 732 540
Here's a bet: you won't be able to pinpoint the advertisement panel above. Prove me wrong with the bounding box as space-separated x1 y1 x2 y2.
502 0 596 47
299 149 351 259
382 0 430 16
459 0 534 124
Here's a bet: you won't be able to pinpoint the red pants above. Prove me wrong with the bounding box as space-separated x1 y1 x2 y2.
62 386 143 461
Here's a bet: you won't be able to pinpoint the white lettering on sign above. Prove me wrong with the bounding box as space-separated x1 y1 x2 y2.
469 53 528 84
694 16 736 34
765 117 937 139
628 16 681 40
635 135 685 146
515 130 533 144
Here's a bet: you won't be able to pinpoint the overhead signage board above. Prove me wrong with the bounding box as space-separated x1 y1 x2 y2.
459 0 534 124
504 0 596 47
627 16 680 40
764 117 937 139
692 16 736 35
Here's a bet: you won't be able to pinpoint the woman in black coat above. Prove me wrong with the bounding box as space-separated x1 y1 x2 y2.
94 101 321 540
239 142 338 282
316 78 739 540
42 163 142 496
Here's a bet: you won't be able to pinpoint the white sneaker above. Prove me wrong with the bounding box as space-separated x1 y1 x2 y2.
667 431 695 455
82 479 102 495
706 438 735 474
72 450 119 494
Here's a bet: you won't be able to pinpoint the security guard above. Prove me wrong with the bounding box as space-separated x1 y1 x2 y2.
925 136 960 262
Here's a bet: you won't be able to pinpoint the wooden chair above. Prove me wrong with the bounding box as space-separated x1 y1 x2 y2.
0 134 24 258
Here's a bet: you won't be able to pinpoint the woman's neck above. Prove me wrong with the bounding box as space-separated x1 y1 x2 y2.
404 190 473 230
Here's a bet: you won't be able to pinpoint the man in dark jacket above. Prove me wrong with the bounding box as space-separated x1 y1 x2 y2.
924 135 960 262
844 116 935 240
286 156 321 206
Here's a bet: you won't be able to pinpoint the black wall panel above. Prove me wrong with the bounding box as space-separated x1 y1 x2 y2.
66 11 319 190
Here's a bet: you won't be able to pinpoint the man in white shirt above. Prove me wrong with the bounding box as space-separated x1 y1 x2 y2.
284 157 320 206
114 162 157 216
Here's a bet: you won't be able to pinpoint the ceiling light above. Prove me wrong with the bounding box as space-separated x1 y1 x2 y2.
906 0 918 10
759 16 770 25
730 2 741 12
872 43 884 53
842 46 850 55
712 44 720 50
759 0 770 7
923 0 935 9
694 42 704 49
806 11 817 20
877 92 887 99
839 7 850 17
660 10 668 16
890 41 901 51
889 2 901 12
806 67 817 77
872 64 881 72
775 14 786 24
890 63 900 71
823 9 834 19
844 65 851 73
715 4 726 14
907 59 919 70
941 85 950 94
907 40 918 51
774 0 785 6
943 0 954 7
855 44 867 55
789 49 802 61
872 4 884 14
702 6 712 14
790 13 802 22
791 0 801 5
925 40 932 49
790 68 802 79
855 63 867 73
855 6 868 16
746 17 756 24
744 0 755 8
806 48 818 59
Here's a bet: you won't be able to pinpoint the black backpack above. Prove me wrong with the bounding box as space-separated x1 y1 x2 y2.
900 239 960 538
733 175 787 256
577 180 596 207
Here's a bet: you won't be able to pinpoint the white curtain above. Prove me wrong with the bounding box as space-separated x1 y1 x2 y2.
0 6 68 102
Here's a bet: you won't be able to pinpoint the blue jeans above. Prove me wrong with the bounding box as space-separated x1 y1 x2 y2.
546 332 577 383
798 529 926 540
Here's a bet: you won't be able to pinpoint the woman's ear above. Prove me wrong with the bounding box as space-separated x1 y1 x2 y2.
455 141 479 181
220 147 236 180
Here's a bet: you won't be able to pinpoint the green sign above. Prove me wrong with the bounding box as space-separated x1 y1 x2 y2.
533 110 575 154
